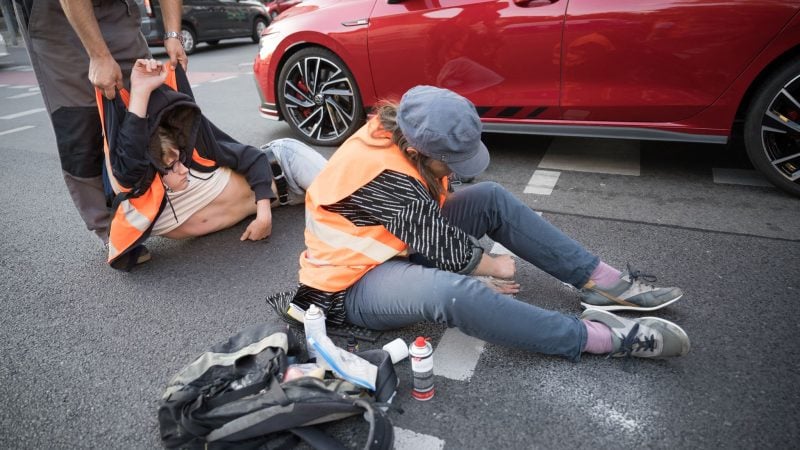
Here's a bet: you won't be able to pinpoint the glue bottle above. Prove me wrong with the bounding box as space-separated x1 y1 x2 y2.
303 304 326 362
409 336 434 401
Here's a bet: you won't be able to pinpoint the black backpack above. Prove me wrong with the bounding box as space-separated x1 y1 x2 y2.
158 323 395 449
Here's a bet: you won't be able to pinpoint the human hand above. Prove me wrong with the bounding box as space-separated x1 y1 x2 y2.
164 38 188 71
473 275 520 295
240 216 272 241
89 54 123 99
130 59 168 94
490 254 516 279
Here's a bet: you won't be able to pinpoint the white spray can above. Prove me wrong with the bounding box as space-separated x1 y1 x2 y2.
409 336 434 401
303 304 326 362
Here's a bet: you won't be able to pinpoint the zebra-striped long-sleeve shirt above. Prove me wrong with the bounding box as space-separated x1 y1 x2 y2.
292 170 482 324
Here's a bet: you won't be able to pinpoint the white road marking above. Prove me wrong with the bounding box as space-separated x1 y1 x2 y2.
27 87 40 92
8 84 33 89
0 125 35 136
7 92 40 99
0 84 8 88
393 427 445 450
433 328 485 381
210 75 238 83
190 84 200 88
524 170 560 195
0 108 46 119
539 137 641 176
6 65 31 71
238 62 253 67
712 168 773 187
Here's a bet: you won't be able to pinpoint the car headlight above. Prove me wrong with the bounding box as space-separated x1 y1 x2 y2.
258 31 282 60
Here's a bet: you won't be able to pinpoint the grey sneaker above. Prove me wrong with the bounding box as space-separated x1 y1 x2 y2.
579 264 683 312
581 308 690 358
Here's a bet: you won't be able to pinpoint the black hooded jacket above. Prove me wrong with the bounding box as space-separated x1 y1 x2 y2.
111 70 275 203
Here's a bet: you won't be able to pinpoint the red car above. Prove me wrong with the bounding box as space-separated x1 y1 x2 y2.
253 0 800 196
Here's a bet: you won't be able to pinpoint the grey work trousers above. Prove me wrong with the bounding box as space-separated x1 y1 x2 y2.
344 182 600 361
14 0 150 244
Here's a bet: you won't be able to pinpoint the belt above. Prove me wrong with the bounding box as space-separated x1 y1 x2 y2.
264 148 290 205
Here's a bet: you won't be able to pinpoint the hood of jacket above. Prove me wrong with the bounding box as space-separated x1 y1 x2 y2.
145 85 202 171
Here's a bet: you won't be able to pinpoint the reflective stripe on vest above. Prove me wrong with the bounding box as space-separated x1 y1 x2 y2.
299 118 445 292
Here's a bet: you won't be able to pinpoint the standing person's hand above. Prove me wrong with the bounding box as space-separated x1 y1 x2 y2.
164 38 188 71
90 54 123 99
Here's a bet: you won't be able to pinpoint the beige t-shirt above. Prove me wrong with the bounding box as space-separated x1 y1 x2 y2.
151 167 232 236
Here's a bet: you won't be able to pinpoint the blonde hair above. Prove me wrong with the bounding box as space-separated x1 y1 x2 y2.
374 101 444 200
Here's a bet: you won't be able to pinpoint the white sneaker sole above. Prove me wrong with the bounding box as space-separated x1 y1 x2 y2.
580 294 683 312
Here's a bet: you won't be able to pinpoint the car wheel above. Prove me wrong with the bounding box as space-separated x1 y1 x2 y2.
252 17 268 43
743 59 800 196
270 11 278 20
277 47 365 146
180 25 197 55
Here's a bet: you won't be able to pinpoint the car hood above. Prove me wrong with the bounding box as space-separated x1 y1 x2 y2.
276 0 376 22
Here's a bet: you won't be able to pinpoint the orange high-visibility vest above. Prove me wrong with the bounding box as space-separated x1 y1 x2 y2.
299 117 448 292
96 65 215 268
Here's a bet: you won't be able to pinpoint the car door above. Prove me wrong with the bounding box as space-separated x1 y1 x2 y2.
368 0 567 121
560 0 800 123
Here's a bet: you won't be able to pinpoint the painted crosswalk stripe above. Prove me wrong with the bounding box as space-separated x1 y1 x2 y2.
210 75 237 83
434 328 485 381
539 137 641 176
524 169 560 195
7 92 40 99
0 126 35 136
0 108 46 119
712 168 773 187
393 427 445 450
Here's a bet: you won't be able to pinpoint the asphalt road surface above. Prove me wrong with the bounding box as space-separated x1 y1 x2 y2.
1 40 798 449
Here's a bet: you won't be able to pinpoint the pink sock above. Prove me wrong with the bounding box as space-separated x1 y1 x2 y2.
589 261 622 289
582 319 614 354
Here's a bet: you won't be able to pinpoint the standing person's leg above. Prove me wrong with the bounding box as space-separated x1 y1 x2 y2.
15 0 149 245
442 181 598 287
344 259 587 361
263 138 327 205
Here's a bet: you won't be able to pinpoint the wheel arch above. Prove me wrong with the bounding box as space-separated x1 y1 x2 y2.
731 43 800 138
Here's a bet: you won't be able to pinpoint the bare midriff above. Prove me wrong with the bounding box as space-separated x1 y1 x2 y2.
162 173 270 239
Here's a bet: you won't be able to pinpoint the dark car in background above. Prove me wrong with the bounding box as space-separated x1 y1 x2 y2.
262 0 302 20
136 0 270 55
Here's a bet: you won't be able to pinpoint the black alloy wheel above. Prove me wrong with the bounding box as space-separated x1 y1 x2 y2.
744 59 800 197
180 25 197 55
252 17 269 43
277 47 365 146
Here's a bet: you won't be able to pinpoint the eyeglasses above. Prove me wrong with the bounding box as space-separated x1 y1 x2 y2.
163 160 179 173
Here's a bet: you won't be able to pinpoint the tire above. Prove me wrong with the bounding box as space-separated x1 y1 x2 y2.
270 11 278 20
180 25 197 55
743 59 800 197
252 17 268 43
277 47 365 146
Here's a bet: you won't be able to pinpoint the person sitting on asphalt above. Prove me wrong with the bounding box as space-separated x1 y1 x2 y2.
107 58 326 269
288 85 690 361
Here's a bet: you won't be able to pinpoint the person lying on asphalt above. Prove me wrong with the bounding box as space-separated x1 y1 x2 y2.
107 58 326 268
288 85 690 361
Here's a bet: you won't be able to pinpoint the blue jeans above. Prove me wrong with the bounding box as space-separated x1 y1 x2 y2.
344 182 599 361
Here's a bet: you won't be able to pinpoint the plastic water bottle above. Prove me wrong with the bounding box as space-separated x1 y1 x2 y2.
303 305 326 362
409 336 434 401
